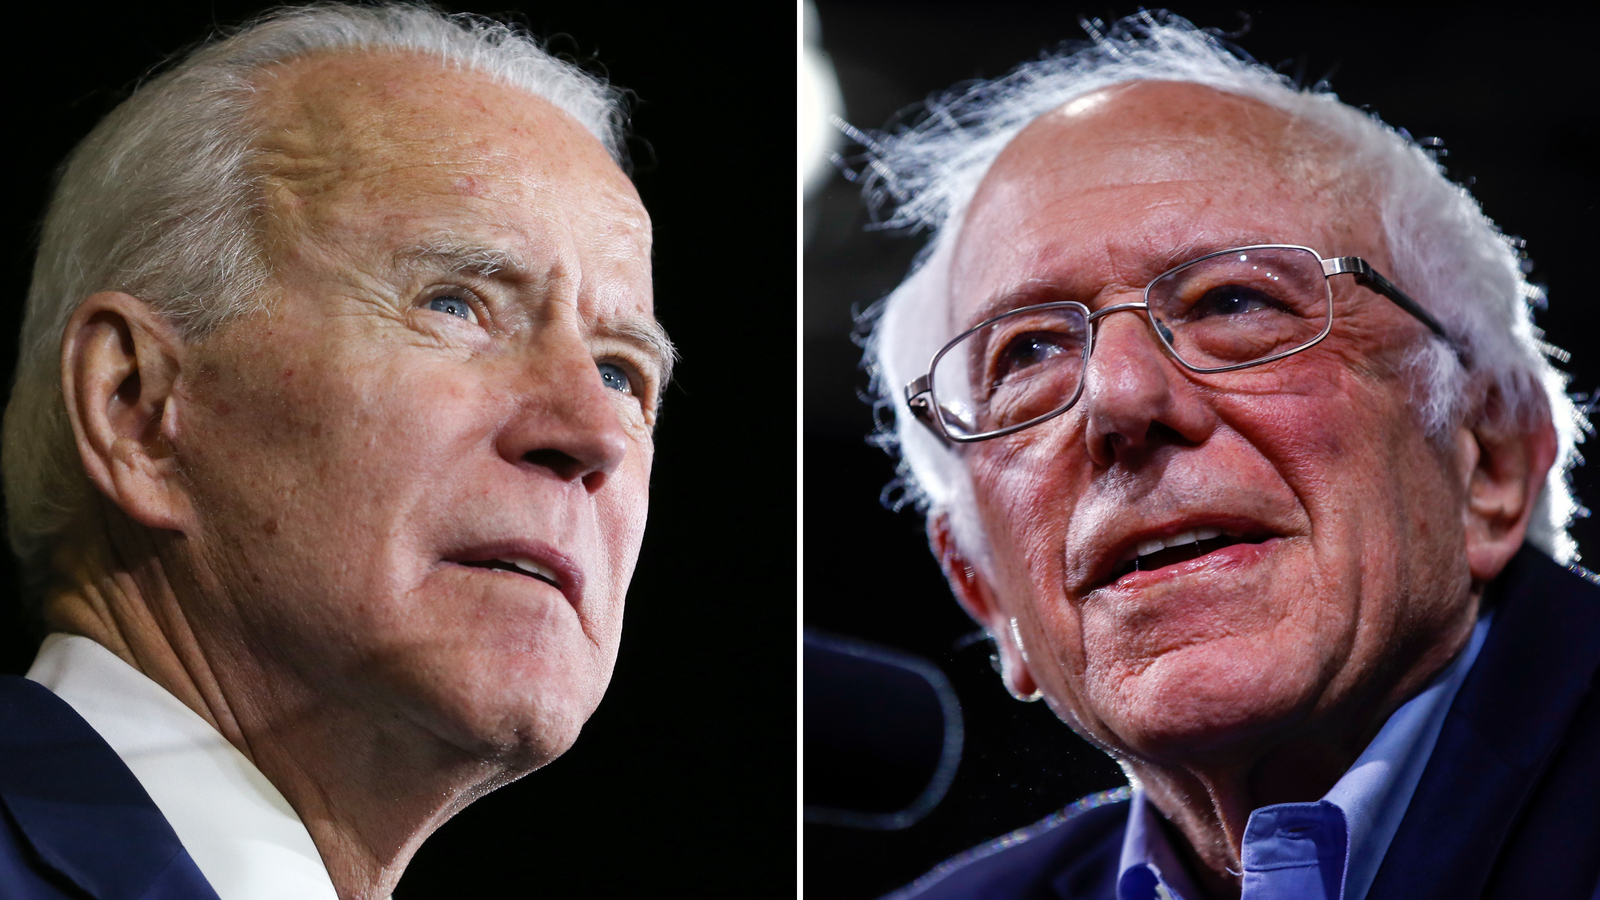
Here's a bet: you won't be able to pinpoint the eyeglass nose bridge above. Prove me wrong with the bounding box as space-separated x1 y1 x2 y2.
1083 300 1178 356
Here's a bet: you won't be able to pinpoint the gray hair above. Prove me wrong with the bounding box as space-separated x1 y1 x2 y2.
861 12 1587 567
3 2 628 583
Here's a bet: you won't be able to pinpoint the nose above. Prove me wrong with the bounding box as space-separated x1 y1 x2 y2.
1079 305 1215 467
496 337 631 494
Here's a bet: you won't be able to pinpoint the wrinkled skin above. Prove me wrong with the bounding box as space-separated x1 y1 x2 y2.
53 50 664 899
171 50 661 769
933 81 1551 895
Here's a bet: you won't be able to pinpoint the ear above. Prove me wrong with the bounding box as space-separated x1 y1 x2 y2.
60 292 191 532
1458 395 1558 584
927 510 1039 701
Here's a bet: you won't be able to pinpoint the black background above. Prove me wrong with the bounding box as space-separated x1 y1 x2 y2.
0 2 794 897
805 2 1600 898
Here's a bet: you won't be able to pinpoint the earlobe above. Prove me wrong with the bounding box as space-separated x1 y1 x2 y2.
927 511 1039 701
1460 398 1559 583
61 292 190 532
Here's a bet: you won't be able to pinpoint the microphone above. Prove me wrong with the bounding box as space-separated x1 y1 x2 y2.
804 629 963 830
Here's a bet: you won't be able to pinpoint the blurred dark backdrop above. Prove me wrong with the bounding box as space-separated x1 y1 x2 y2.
804 2 1600 898
0 2 794 897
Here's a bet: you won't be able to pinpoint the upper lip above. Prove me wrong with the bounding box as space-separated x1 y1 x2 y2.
448 540 585 608
1073 515 1282 594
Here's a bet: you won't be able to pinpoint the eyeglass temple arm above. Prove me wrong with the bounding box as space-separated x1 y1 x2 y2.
1323 256 1456 349
905 374 945 432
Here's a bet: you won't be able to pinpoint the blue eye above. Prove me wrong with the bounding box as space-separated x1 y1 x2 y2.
427 295 477 323
598 362 634 395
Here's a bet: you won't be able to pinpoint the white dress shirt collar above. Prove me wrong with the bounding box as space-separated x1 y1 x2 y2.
26 633 341 900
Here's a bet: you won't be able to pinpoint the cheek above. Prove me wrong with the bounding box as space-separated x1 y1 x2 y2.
590 450 652 631
193 328 488 463
1222 367 1468 636
969 443 1095 696
174 331 497 586
971 439 1076 573
1225 361 1412 521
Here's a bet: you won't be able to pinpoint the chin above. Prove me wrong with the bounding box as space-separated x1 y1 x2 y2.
1086 636 1322 761
384 642 614 769
430 595 619 760
431 688 600 770
487 703 591 770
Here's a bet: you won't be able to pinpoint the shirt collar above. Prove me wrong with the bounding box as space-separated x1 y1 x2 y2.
26 634 342 900
1120 785 1206 900
1115 611 1494 900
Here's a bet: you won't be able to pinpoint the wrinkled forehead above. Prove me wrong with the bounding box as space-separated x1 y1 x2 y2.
949 81 1378 323
248 49 651 270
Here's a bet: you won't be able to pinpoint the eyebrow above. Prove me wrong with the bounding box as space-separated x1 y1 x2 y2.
393 238 534 280
598 316 678 399
964 236 1287 325
392 236 677 396
966 282 1066 328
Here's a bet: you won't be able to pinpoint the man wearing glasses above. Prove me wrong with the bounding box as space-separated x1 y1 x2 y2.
865 14 1600 900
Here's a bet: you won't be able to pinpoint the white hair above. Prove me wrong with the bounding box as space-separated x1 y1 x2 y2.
861 11 1587 567
3 2 628 584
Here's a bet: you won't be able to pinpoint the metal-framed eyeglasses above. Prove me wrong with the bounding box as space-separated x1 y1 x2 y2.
904 244 1454 444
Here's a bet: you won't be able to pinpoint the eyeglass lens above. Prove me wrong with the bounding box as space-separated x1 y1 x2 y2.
930 247 1332 439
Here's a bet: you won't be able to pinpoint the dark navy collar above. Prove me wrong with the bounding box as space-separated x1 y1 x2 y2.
1368 546 1600 900
0 675 219 900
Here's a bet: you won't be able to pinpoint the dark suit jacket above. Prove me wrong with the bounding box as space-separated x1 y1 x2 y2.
0 674 219 900
892 546 1600 899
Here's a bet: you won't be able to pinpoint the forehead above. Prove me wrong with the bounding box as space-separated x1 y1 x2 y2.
250 50 651 312
951 81 1373 320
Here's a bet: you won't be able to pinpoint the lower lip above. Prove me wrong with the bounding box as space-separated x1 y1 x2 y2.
1095 537 1282 595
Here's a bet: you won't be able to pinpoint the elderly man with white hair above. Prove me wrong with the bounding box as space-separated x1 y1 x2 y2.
0 4 675 899
861 13 1600 900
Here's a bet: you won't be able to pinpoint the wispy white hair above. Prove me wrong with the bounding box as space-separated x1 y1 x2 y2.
862 11 1586 567
3 2 628 583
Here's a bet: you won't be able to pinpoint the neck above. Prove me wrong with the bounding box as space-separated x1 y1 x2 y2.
41 513 516 900
1122 612 1479 900
1127 734 1362 900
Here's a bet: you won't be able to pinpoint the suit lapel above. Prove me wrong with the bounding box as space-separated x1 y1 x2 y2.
1367 547 1600 900
0 675 220 900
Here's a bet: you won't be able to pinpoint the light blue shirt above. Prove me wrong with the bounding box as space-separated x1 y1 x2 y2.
1116 612 1494 900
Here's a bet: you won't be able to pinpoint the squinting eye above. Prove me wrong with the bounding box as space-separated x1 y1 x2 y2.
996 333 1069 380
1191 286 1281 318
427 295 478 324
597 362 634 395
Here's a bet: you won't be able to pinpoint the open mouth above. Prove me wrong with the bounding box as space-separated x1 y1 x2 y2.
459 557 562 590
1106 528 1272 585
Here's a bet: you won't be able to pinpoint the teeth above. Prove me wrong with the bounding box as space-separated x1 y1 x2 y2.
504 557 559 585
1129 527 1228 561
